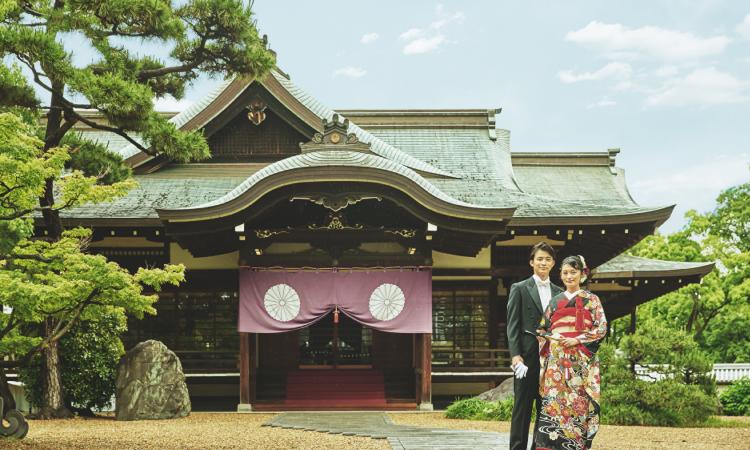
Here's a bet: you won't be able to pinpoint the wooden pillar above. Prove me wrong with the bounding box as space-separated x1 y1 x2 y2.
418 332 433 411
414 334 422 404
238 332 252 411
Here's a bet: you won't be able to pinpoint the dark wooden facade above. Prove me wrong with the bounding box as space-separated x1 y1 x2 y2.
58 70 713 411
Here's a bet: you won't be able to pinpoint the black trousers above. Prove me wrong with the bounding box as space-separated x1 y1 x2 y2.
509 358 541 450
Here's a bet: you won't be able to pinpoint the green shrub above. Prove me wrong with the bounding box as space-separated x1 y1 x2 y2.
445 397 514 421
720 378 750 416
598 328 720 427
601 377 716 426
20 312 125 413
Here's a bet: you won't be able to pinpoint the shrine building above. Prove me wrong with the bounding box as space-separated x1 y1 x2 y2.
49 68 714 411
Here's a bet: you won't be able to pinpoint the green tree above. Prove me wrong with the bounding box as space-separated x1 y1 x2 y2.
599 326 718 426
0 112 184 417
0 0 275 417
628 178 750 362
19 311 126 414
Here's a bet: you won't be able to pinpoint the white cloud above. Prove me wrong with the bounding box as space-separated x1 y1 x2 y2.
333 66 367 78
153 96 193 112
654 65 679 78
558 62 633 83
403 35 447 55
587 97 617 108
646 67 749 107
566 21 730 62
630 154 750 233
399 28 423 41
737 14 750 40
360 32 379 44
430 4 465 30
400 5 462 55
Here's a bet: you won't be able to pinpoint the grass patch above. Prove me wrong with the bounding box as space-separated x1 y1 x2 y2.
444 397 513 421
690 416 750 428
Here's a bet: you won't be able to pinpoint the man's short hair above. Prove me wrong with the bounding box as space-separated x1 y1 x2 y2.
529 241 556 261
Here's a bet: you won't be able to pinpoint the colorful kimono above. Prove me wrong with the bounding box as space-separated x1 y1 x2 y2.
534 290 607 450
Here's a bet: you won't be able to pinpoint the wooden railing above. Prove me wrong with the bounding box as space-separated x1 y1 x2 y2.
432 348 511 369
175 350 238 373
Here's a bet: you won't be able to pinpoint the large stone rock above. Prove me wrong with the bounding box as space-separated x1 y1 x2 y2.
115 340 191 421
476 377 515 402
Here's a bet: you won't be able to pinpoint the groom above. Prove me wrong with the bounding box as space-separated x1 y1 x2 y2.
506 241 561 450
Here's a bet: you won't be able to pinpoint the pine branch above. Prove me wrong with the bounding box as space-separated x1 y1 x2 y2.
44 117 78 149
70 110 155 155
136 32 209 80
17 55 54 94
20 2 45 18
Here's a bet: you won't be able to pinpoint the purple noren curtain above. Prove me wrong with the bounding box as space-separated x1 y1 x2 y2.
238 269 432 333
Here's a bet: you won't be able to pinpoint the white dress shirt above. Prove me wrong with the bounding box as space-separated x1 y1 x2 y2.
533 274 552 311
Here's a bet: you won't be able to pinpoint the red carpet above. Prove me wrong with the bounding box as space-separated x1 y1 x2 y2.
284 368 387 408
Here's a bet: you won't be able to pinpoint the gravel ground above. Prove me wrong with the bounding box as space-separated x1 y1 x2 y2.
389 413 750 450
2 413 748 450
0 413 388 450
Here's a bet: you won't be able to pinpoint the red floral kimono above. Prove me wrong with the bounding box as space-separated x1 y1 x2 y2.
534 290 607 450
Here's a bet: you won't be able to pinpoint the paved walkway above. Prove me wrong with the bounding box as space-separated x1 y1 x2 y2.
263 412 511 450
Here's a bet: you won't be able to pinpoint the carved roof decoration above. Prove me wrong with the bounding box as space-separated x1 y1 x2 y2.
299 114 371 154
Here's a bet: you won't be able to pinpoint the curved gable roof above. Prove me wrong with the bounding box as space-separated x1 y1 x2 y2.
156 150 514 224
119 70 456 178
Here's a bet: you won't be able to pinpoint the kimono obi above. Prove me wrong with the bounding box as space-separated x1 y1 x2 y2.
550 298 593 335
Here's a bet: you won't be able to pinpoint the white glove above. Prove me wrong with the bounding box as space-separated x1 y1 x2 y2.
513 362 528 379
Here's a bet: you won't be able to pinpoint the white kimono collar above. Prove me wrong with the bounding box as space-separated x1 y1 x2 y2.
564 289 584 300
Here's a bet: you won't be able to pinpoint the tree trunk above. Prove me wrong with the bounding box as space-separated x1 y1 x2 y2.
40 80 66 241
686 291 699 333
0 368 16 415
36 78 71 418
38 321 72 418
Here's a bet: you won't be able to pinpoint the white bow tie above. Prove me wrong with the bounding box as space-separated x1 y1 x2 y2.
537 280 550 288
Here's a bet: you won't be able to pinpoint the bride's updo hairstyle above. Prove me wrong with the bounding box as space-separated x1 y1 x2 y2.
560 255 590 285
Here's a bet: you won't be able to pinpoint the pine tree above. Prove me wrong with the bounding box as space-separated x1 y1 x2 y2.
0 0 275 417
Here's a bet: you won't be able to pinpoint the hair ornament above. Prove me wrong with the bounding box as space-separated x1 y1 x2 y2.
578 254 589 282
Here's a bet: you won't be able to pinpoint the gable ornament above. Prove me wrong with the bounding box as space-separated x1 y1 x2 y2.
301 113 371 153
246 97 267 126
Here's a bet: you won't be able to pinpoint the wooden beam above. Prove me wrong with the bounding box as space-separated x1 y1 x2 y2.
419 333 433 411
238 332 252 411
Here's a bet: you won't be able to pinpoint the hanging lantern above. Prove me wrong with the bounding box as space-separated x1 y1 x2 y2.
333 306 339 324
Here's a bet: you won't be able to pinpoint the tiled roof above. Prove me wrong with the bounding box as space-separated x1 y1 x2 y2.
512 165 636 207
593 254 715 277
175 150 488 211
76 130 144 157
60 175 245 219
368 127 670 223
59 69 671 225
271 72 455 178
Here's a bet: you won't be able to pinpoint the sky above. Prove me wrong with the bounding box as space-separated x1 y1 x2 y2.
18 1 750 233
